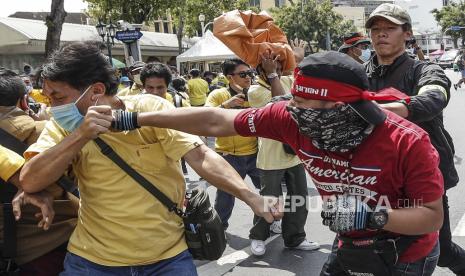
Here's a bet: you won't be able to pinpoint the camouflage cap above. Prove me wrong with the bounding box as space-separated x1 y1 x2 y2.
365 3 412 28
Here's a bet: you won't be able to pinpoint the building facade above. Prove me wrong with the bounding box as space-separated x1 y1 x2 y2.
333 6 365 33
332 0 394 18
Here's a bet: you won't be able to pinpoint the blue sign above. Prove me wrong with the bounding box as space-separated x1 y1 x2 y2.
450 26 465 31
115 30 143 43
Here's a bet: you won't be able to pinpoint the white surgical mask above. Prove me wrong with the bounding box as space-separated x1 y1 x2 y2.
359 49 371 63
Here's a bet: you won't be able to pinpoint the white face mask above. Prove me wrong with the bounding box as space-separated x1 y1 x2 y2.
359 49 371 63
133 74 142 86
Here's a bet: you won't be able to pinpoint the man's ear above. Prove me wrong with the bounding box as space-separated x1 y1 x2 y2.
18 94 29 111
89 82 106 102
404 30 413 42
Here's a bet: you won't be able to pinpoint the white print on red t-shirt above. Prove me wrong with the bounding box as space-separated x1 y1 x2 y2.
247 109 258 133
298 149 381 201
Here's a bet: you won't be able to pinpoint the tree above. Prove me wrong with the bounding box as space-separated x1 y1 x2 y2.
45 0 67 58
271 0 356 53
170 0 252 53
432 1 465 48
86 0 171 24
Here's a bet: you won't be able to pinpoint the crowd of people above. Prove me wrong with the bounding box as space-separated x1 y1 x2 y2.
0 3 464 276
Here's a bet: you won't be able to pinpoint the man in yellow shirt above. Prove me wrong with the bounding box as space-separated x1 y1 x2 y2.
187 69 209 106
19 41 279 275
205 59 260 229
0 144 74 274
247 55 319 256
117 61 145 96
140 62 190 107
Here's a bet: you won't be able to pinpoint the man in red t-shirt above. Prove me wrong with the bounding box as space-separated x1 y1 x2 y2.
111 51 444 276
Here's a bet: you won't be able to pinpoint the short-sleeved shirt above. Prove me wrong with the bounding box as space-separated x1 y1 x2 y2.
234 101 444 263
187 78 209 106
25 94 204 266
247 77 300 170
0 145 24 181
117 83 142 97
205 87 257 156
29 89 50 106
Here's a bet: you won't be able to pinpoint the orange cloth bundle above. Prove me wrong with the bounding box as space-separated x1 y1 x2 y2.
213 10 296 72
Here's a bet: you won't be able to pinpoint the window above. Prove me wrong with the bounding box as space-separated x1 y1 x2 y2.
155 22 161 33
249 0 260 7
275 0 285 7
163 22 169 33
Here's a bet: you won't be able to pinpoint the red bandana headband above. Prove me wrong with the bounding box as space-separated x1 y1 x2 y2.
291 71 410 104
344 36 366 45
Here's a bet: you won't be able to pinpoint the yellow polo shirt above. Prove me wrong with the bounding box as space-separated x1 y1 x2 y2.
187 78 209 106
29 89 50 106
205 87 257 156
0 145 24 181
117 83 142 96
25 94 203 266
248 77 301 170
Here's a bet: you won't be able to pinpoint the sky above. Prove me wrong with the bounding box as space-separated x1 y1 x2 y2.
1 0 88 17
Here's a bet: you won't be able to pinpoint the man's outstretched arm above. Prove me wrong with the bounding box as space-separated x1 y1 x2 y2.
137 107 243 137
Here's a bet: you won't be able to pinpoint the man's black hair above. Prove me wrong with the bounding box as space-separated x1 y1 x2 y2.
140 62 173 86
203 71 217 78
0 69 27 106
189 69 201 78
41 41 119 95
172 77 187 92
222 59 249 76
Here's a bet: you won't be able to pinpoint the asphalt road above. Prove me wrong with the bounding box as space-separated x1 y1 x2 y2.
190 69 464 276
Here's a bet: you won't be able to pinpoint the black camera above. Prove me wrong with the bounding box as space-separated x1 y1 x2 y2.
242 87 249 102
28 103 41 113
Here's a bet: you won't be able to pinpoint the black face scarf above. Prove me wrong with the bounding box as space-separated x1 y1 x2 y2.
286 104 374 153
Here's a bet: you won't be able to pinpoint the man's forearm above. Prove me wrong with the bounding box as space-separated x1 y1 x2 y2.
184 145 256 203
137 107 242 137
382 200 443 235
20 131 88 193
269 77 286 97
408 89 447 122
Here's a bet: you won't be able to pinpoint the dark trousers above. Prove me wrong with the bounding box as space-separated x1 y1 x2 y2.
438 194 465 273
320 238 440 276
249 164 308 247
214 153 261 229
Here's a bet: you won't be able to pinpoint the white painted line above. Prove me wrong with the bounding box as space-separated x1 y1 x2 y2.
453 213 465 236
197 234 281 275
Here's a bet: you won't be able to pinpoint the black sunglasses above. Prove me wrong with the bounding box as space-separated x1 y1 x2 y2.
231 70 254 78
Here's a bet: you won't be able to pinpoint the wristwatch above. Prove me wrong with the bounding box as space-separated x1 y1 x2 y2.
368 209 389 229
267 72 279 80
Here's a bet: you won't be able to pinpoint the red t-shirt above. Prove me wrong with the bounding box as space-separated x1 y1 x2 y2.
234 101 444 263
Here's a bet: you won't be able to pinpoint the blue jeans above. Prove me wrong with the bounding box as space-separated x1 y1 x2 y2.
60 250 198 276
393 241 440 276
321 239 440 276
214 153 261 229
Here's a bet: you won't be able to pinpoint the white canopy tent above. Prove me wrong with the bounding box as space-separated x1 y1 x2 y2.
176 30 237 71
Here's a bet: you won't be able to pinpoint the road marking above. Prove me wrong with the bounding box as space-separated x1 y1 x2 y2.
453 213 465 236
197 234 281 275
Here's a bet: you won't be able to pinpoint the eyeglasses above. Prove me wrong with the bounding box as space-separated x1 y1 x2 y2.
356 44 370 50
230 70 254 78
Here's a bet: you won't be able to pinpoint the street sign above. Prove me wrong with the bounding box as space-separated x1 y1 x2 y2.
450 26 465 31
115 30 143 43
